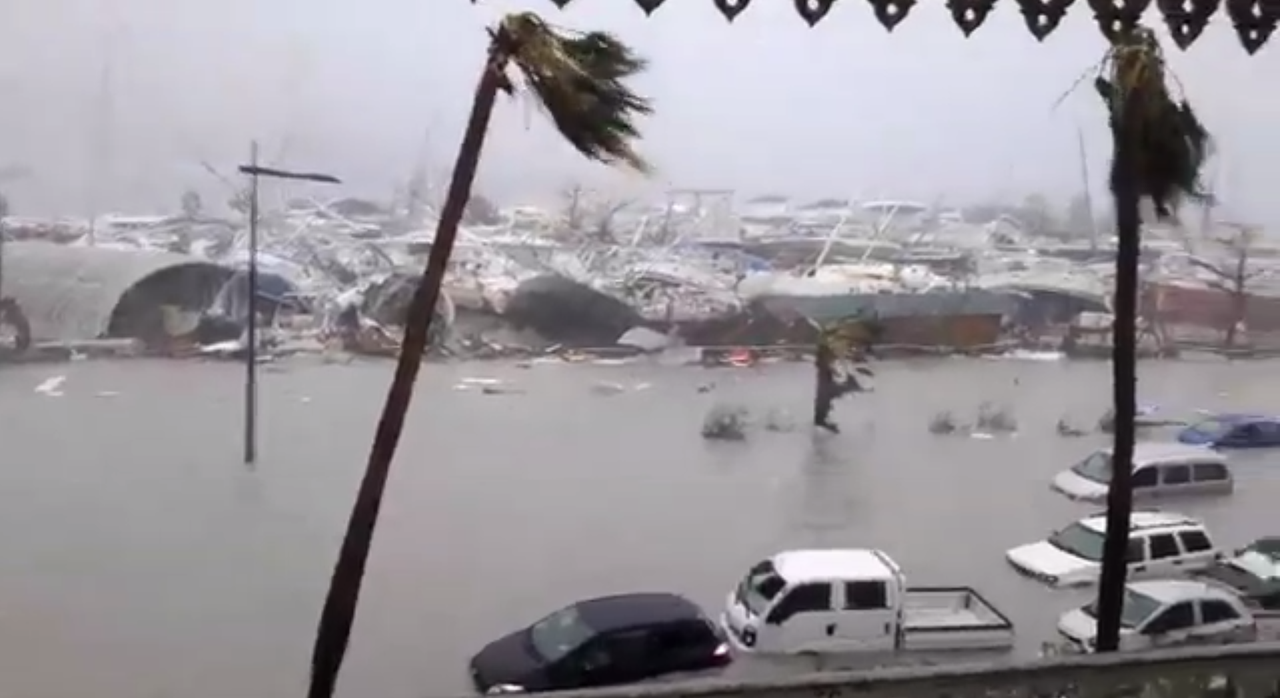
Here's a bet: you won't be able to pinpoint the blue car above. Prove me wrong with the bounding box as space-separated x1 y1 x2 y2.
1177 413 1280 449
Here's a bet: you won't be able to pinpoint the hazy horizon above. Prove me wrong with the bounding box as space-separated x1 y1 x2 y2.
3 1 1277 224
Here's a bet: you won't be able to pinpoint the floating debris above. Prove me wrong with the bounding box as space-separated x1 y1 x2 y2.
1056 417 1088 437
975 401 1018 433
928 411 961 435
34 375 66 396
702 404 749 441
762 407 797 432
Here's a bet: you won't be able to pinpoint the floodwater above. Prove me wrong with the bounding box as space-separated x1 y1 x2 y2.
3 355 1280 698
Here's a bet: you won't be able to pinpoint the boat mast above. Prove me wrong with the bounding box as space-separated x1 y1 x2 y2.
87 20 118 246
1076 127 1098 250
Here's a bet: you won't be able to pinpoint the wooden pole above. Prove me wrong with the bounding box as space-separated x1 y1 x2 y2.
306 43 509 698
1093 110 1141 653
244 141 260 466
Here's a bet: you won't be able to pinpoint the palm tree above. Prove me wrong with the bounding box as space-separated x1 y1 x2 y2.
305 14 652 698
1090 26 1210 653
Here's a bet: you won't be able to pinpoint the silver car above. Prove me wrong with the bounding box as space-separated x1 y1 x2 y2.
1051 442 1232 502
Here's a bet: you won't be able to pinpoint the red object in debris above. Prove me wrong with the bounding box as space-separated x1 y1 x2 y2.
726 348 755 367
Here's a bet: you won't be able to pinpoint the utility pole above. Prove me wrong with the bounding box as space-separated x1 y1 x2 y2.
237 144 340 465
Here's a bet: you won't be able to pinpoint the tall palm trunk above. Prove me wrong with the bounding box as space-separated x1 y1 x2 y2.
1093 122 1141 654
306 43 509 698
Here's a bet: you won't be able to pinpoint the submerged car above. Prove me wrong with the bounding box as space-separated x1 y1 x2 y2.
468 593 730 694
1051 441 1232 502
1178 414 1280 449
1056 579 1258 653
1196 537 1280 611
1006 510 1220 587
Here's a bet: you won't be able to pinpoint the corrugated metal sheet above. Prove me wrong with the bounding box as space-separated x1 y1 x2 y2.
0 242 230 342
761 290 1015 323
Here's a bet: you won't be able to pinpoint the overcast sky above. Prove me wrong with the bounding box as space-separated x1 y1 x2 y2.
3 1 1278 222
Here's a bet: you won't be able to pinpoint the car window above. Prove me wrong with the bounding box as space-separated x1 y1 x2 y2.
1200 599 1241 624
1161 464 1191 485
1149 534 1181 560
1192 462 1229 482
1144 602 1196 634
766 583 832 624
1127 538 1147 563
844 581 888 610
1179 530 1213 554
1132 468 1158 488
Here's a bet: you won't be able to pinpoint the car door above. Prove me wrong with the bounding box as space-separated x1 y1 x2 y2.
594 629 653 686
1127 536 1150 576
1257 421 1280 447
1191 462 1232 494
1223 424 1259 448
1145 533 1184 576
1131 467 1158 498
1139 601 1197 647
1176 529 1218 569
1192 599 1252 644
645 621 723 678
763 582 834 654
835 580 897 653
1158 463 1192 496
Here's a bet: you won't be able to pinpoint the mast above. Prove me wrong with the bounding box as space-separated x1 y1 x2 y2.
1076 127 1098 250
87 19 118 245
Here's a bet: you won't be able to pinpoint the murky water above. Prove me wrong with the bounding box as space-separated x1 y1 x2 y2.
2 356 1279 698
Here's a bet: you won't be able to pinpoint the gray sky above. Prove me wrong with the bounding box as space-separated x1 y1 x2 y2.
2 1 1278 222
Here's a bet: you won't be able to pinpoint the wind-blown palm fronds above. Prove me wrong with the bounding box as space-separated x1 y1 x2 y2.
1093 27 1212 220
500 12 652 172
306 15 651 698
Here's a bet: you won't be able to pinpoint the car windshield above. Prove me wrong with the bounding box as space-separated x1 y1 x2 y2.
1083 588 1162 628
527 605 596 663
736 562 786 616
1070 451 1113 484
1189 418 1233 438
1048 522 1106 562
1229 550 1280 581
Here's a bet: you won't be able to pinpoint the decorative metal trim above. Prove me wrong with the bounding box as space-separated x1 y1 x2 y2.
512 0 1275 50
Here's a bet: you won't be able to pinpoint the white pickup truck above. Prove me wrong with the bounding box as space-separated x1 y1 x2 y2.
720 549 1015 657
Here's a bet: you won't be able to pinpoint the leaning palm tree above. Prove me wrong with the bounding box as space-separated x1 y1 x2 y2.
306 14 652 698
1090 25 1210 653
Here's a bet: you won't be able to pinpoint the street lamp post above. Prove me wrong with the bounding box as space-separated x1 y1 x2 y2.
237 144 340 465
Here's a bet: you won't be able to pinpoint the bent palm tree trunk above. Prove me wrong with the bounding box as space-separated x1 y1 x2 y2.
306 15 651 698
306 42 510 698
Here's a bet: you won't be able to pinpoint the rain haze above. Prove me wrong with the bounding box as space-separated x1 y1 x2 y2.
3 2 1279 220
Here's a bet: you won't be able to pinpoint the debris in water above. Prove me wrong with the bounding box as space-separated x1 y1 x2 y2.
95 390 120 398
702 404 749 441
975 402 1017 433
696 382 715 394
762 408 796 432
34 375 66 396
481 384 524 395
591 381 626 396
928 411 960 435
1057 417 1088 437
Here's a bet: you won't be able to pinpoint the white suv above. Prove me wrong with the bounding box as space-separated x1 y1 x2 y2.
1005 510 1221 587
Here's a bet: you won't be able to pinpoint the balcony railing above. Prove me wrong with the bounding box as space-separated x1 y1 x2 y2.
540 641 1280 698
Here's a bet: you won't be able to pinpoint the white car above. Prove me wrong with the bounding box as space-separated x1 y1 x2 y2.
1006 511 1221 587
1051 442 1232 503
1056 579 1258 652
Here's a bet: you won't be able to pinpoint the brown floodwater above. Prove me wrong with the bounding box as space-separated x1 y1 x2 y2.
2 355 1278 698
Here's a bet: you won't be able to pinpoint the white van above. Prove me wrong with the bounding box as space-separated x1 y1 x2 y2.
1051 442 1232 503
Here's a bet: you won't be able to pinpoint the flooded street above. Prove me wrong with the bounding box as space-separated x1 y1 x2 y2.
2 356 1279 698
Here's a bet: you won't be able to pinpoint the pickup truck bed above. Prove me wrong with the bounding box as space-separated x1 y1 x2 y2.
900 587 1016 651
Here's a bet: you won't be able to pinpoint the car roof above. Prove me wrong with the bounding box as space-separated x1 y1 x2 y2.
573 593 706 633
771 548 897 583
1129 579 1237 605
1099 441 1226 466
1079 510 1205 534
1197 413 1277 425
